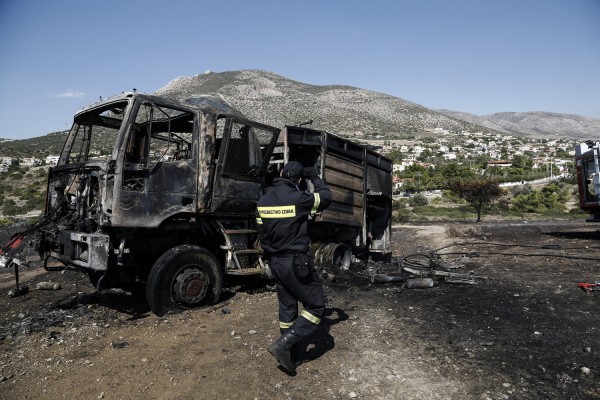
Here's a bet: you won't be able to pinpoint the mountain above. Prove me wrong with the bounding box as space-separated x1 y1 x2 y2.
155 70 498 137
436 109 600 140
2 69 598 158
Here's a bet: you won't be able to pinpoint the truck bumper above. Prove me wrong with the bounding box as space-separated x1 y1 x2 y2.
50 231 110 271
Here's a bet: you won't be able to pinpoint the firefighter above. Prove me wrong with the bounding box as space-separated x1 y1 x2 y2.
256 160 332 374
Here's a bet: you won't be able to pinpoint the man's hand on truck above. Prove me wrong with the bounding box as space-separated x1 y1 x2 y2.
303 167 319 180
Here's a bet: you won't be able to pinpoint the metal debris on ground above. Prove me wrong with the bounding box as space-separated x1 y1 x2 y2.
7 285 29 297
405 277 436 289
363 253 485 287
329 250 485 289
578 281 600 292
35 282 62 290
401 253 485 285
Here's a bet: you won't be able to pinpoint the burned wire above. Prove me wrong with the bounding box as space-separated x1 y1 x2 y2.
433 241 600 262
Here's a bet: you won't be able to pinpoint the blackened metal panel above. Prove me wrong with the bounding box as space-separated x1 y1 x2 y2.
365 150 392 255
285 126 324 145
366 166 392 197
325 134 365 162
112 158 197 228
366 150 393 172
210 175 263 215
366 149 393 197
317 153 364 227
147 160 196 193
285 127 365 227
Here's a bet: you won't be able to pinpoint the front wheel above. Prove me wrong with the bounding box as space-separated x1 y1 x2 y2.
146 245 224 316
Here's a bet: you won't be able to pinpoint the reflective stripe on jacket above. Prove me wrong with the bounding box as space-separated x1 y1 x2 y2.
257 177 332 254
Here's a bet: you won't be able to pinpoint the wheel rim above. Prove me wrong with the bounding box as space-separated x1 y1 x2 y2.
171 266 210 306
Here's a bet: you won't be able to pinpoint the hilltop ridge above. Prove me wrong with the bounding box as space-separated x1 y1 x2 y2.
154 69 600 140
155 69 495 137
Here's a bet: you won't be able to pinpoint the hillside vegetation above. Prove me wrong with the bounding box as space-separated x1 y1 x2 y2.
0 165 47 222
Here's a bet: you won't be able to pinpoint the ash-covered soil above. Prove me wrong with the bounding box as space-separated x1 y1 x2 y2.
1 221 600 400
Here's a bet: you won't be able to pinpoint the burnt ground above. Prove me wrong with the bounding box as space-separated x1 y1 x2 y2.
1 221 600 400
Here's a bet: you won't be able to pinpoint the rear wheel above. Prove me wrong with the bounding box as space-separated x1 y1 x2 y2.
146 245 223 316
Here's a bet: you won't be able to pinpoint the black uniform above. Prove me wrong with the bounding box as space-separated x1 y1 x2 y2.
256 165 332 338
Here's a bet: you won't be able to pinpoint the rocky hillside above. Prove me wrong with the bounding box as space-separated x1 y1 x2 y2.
2 70 598 157
436 109 600 139
155 70 495 137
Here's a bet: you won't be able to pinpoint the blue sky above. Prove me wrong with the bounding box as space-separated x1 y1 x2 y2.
0 0 598 139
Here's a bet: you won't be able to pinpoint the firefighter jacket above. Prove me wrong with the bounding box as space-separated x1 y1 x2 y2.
256 177 332 255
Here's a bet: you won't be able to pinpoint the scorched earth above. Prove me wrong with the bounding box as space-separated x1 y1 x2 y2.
0 221 599 400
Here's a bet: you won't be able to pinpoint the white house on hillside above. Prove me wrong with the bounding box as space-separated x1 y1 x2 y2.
46 155 60 166
442 153 457 160
21 157 40 167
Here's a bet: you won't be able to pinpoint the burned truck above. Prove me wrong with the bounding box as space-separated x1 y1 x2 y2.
2 92 392 315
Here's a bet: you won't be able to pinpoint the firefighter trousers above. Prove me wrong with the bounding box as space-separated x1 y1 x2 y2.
269 254 325 338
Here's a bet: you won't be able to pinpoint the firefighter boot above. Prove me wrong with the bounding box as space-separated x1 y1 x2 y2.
269 331 301 373
280 328 302 366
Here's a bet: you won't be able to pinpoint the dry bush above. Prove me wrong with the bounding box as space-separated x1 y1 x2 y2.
446 223 482 238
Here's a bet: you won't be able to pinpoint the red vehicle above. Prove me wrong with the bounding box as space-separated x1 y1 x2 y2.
575 141 600 221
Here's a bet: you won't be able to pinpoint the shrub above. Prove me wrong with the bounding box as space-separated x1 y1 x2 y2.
394 209 411 223
569 207 588 215
409 194 428 207
392 198 408 211
512 183 570 213
511 184 533 197
512 192 541 212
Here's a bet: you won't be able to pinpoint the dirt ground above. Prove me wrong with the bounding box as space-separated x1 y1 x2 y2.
1 221 600 400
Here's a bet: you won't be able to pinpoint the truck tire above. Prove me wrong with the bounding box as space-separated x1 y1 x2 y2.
88 271 103 289
146 245 223 316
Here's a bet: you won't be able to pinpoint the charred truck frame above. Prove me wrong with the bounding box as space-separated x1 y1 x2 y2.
1 92 392 315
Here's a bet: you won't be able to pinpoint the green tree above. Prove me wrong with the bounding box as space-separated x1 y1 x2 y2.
512 192 542 213
401 163 433 192
448 178 505 222
438 162 475 181
389 149 402 164
417 149 433 162
511 155 533 171
473 154 491 170
402 179 424 194
403 163 428 176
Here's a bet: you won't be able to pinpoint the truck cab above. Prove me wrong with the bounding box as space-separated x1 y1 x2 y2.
39 92 280 314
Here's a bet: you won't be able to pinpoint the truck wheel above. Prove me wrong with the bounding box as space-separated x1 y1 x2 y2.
146 245 223 316
88 271 103 289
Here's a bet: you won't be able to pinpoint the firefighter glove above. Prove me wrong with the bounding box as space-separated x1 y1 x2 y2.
303 167 319 180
